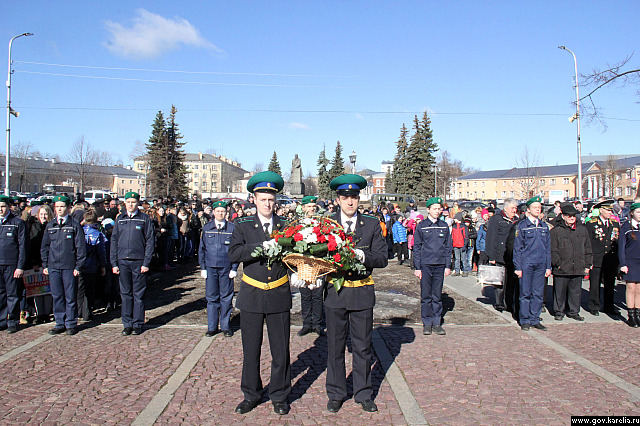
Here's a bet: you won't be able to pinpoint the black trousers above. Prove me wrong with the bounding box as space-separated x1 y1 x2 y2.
325 306 373 403
78 272 96 320
553 275 582 316
240 310 291 403
299 286 324 328
589 264 617 311
394 242 409 263
0 265 20 328
118 259 147 329
494 262 519 315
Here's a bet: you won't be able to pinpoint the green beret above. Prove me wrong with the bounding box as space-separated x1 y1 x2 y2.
211 200 228 209
52 195 71 206
41 197 53 204
301 196 318 205
329 174 367 194
526 196 542 206
425 197 443 208
630 202 640 212
247 171 284 193
30 200 43 206
124 191 140 200
0 195 12 204
11 196 20 203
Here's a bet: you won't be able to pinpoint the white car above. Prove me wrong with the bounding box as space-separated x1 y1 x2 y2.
84 190 115 204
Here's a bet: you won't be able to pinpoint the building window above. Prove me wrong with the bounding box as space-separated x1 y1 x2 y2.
564 190 570 198
540 179 545 185
494 181 497 187
501 191 506 197
503 181 507 187
509 191 514 197
481 182 485 187
627 187 633 196
195 165 199 170
466 182 469 187
563 178 569 185
202 182 207 189
550 179 556 185
130 180 133 184
122 180 125 184
473 182 477 187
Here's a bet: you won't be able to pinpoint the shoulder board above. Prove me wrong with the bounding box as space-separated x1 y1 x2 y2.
361 214 377 220
587 217 598 223
237 218 253 223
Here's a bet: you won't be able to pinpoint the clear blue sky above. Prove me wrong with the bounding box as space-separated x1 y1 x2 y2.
3 1 639 176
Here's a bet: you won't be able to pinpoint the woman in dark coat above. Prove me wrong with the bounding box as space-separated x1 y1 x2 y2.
618 202 640 327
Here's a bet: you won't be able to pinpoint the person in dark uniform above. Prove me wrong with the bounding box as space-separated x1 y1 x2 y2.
228 171 291 416
585 199 620 316
485 199 520 315
41 195 86 335
325 174 388 413
199 200 238 337
513 196 551 331
110 192 155 336
0 195 27 333
618 202 640 327
297 195 325 337
550 203 592 322
413 197 452 336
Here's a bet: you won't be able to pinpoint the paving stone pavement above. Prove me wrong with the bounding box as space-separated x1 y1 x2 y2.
1 283 640 423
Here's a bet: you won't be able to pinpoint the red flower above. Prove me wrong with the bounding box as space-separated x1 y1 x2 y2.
333 253 341 262
293 233 303 242
347 236 353 243
318 235 326 243
274 234 281 242
327 240 337 251
285 228 295 238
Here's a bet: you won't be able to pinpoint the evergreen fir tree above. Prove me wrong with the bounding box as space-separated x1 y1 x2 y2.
317 145 331 199
145 111 168 197
384 168 396 193
166 105 188 198
392 124 409 193
328 141 346 183
267 151 282 175
405 113 437 199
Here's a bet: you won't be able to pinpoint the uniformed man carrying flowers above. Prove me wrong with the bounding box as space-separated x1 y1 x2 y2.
228 171 291 416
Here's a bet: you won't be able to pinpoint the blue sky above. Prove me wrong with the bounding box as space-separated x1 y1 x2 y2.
3 1 639 176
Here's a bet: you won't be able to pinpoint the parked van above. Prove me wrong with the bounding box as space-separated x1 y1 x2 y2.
84 190 115 204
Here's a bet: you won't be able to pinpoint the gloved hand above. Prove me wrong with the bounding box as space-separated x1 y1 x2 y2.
229 270 237 279
307 277 325 290
200 270 207 279
290 272 306 288
262 239 278 250
354 249 365 263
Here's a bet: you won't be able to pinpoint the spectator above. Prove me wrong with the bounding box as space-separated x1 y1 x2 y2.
618 202 640 327
78 210 107 322
392 217 409 265
451 213 470 276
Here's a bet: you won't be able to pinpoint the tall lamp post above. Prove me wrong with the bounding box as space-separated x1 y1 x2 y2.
6 32 33 196
558 45 582 201
349 150 357 174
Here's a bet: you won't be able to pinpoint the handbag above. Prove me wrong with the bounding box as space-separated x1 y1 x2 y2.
477 264 505 286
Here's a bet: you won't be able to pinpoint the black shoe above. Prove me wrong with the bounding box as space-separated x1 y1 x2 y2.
359 399 378 412
590 310 600 316
297 327 313 337
432 325 446 335
313 327 326 336
132 328 143 335
205 330 219 337
461 272 468 277
422 325 432 335
49 327 66 335
122 327 133 336
223 330 233 337
273 401 289 415
520 324 530 331
327 399 343 413
66 328 78 335
603 307 620 315
0 325 7 331
532 323 547 331
554 315 564 321
235 399 259 414
7 326 17 334
494 306 504 313
567 314 584 322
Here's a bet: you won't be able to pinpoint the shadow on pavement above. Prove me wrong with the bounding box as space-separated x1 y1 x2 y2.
372 318 415 400
289 334 328 403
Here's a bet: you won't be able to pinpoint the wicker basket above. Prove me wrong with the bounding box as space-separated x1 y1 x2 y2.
283 253 336 283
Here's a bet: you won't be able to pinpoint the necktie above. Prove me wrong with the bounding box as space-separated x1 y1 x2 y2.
263 223 270 237
346 220 353 234
218 224 223 231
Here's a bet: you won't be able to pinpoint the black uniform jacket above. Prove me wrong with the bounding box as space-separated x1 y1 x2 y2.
0 212 27 268
228 214 290 314
324 212 388 311
585 216 620 267
550 220 593 276
41 216 86 271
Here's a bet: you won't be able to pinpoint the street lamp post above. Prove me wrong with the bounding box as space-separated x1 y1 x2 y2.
558 45 582 201
349 151 357 174
6 32 33 196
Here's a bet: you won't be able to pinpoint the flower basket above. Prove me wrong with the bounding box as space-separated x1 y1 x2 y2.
283 253 336 283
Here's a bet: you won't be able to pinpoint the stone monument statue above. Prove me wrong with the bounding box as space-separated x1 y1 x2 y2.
289 154 305 198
